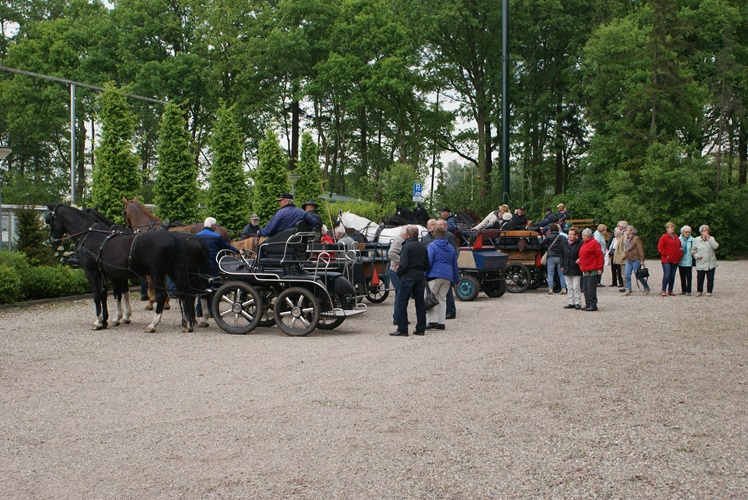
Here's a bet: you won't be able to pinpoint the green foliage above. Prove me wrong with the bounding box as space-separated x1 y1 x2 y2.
154 102 199 222
91 83 141 223
14 207 57 266
206 105 250 232
0 265 22 304
22 265 90 300
254 129 291 223
293 132 324 204
379 163 419 209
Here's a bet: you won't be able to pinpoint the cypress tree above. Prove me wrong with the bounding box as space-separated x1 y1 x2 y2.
293 131 324 210
207 105 249 233
154 103 199 222
254 129 290 223
90 83 141 223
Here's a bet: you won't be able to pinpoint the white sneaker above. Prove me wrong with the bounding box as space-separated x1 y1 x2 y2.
706 293 712 297
561 288 567 294
623 290 631 296
548 290 554 295
696 292 702 297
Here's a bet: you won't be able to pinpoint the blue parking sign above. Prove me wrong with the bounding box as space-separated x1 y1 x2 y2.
413 183 422 197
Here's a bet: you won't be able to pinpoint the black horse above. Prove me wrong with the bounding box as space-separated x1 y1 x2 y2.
383 204 431 227
47 204 202 332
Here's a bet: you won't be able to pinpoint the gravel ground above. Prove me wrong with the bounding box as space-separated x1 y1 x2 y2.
1 261 746 498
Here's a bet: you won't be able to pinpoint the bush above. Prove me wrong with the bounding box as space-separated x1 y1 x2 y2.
22 266 89 300
0 265 22 304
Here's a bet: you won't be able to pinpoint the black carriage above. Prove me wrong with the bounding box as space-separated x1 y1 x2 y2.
211 228 366 336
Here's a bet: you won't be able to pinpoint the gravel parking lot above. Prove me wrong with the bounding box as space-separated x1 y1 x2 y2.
1 260 746 498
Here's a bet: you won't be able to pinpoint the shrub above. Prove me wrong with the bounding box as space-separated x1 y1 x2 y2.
0 265 22 304
23 266 90 300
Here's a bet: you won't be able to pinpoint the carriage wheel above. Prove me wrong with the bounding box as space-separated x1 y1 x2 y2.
317 314 346 330
528 267 546 289
505 264 530 293
366 280 389 303
211 282 262 334
258 289 278 327
455 275 481 301
484 279 507 298
274 287 320 336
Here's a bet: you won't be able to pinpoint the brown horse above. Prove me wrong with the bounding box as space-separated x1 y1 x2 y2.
122 196 231 311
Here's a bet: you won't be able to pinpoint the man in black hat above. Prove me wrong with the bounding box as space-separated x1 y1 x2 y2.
439 206 458 232
258 193 320 237
302 199 323 226
533 207 557 232
512 206 528 229
240 213 262 239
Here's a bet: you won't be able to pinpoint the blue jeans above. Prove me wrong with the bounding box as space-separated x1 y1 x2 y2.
625 260 650 291
546 255 567 290
388 267 401 324
446 287 456 316
661 262 677 292
395 276 426 334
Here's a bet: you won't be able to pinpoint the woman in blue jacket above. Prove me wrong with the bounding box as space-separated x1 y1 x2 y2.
678 225 695 295
425 225 459 331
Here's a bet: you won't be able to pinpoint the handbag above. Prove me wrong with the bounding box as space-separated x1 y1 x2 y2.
540 234 559 266
424 285 439 310
635 265 649 280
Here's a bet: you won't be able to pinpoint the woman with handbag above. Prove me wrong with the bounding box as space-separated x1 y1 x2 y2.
691 225 719 296
424 225 459 331
623 225 651 296
657 222 684 296
541 224 568 295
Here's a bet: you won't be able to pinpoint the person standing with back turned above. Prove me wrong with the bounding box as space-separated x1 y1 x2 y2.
391 226 430 337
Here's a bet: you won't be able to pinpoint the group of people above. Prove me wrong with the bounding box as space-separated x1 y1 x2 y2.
387 218 460 337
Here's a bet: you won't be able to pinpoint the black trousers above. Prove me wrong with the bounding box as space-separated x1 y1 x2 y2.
696 268 716 294
678 265 692 293
583 274 599 308
611 263 623 286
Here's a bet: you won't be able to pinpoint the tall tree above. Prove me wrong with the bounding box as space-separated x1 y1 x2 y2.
90 83 141 223
254 129 290 223
207 105 249 232
293 131 324 209
154 102 199 222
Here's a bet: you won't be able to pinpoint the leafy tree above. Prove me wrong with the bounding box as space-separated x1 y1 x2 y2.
207 105 249 232
254 129 290 223
90 83 141 223
379 162 419 209
154 102 199 222
293 131 324 206
14 206 56 266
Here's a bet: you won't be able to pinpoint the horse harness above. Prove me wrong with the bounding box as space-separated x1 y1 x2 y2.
76 228 143 275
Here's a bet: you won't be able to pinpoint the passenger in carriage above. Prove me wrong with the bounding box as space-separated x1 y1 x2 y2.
239 213 262 239
197 217 239 276
472 204 509 231
302 199 323 226
320 225 335 244
496 212 519 231
512 206 528 229
334 227 357 249
533 207 557 232
258 193 320 237
439 206 458 232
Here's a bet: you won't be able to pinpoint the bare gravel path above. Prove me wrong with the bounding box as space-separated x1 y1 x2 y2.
1 261 746 498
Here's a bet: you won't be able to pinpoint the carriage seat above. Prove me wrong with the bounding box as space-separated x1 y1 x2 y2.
257 222 316 268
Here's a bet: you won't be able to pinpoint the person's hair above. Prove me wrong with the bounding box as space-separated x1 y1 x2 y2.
617 220 628 229
665 221 675 230
435 219 448 230
597 223 607 232
204 217 216 228
627 225 637 235
406 225 418 238
699 224 710 233
568 227 579 236
433 226 446 238
427 219 437 227
582 228 593 237
549 223 559 232
681 225 691 234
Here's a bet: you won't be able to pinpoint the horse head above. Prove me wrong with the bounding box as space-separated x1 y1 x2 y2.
46 203 90 243
123 196 158 230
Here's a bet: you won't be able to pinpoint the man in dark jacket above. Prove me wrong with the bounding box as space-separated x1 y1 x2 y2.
439 206 458 232
258 193 320 236
542 224 568 294
562 226 583 309
512 206 528 229
534 207 557 232
240 214 262 239
302 199 323 226
391 225 430 336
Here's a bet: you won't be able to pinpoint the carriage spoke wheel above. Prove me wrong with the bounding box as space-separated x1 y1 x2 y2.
365 279 389 303
274 287 320 336
258 289 278 327
317 313 346 330
211 282 262 334
456 275 481 301
528 267 546 289
506 264 530 293
484 278 507 298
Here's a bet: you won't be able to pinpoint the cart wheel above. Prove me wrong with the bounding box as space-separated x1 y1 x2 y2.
484 279 507 298
456 275 481 301
211 282 262 334
258 289 277 327
366 280 389 303
506 264 530 293
317 314 346 330
528 267 546 289
274 287 320 336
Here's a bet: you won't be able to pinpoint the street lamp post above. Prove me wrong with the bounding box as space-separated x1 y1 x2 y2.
0 145 13 250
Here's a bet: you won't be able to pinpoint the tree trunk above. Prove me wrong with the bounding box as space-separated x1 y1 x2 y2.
289 100 300 171
739 122 746 186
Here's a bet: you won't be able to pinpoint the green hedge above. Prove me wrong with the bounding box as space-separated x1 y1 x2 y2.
0 250 90 304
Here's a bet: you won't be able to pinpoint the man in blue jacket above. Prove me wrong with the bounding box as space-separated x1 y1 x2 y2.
258 193 321 237
439 206 458 232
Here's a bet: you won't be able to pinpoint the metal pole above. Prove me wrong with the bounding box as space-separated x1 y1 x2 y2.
70 83 76 204
501 0 511 204
430 90 439 212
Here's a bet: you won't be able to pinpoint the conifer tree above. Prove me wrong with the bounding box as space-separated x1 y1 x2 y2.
154 103 199 222
254 129 290 223
293 131 324 208
15 206 55 266
90 83 140 223
207 105 249 232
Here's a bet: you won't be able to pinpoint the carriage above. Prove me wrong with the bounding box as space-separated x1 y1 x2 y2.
211 227 366 336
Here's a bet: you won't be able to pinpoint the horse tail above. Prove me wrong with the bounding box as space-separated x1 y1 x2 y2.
169 235 194 297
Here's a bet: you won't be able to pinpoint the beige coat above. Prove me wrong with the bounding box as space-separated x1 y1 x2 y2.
612 234 628 265
692 236 718 271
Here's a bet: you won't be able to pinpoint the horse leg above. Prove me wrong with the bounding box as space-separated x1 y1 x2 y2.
111 286 122 326
122 287 132 324
91 283 108 330
163 276 171 310
146 275 155 310
145 282 166 333
197 296 211 327
181 296 196 332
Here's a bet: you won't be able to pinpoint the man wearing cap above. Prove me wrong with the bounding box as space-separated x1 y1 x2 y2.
240 214 262 239
302 199 323 226
258 193 320 237
534 207 557 231
439 206 458 232
512 206 528 228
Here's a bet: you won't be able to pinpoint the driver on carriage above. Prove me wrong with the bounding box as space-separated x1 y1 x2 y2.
197 217 239 276
439 206 458 232
258 193 321 237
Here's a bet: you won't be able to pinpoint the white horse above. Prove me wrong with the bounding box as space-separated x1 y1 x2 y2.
334 211 427 243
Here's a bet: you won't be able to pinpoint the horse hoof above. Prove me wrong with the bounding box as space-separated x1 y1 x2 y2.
145 304 154 311
145 326 156 333
198 321 209 328
164 304 171 310
123 319 131 324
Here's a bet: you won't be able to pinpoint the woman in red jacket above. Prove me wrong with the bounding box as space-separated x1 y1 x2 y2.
579 228 605 311
657 222 683 297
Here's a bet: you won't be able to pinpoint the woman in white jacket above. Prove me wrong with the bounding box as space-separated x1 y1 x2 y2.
691 225 719 297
